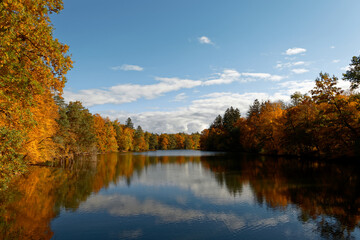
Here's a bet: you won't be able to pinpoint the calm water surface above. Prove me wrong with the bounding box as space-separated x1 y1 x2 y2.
1 150 360 239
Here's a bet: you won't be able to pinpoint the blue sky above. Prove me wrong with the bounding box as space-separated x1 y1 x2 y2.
51 0 360 133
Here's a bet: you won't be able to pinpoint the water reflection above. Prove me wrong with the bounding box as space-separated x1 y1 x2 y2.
0 151 359 239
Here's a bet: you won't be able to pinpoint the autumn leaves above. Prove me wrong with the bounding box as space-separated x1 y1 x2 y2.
200 72 360 158
0 0 72 188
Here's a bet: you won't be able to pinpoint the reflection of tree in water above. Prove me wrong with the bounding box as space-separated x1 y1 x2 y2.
203 154 360 239
0 153 201 239
1 152 360 239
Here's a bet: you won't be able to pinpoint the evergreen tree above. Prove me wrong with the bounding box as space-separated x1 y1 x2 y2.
125 117 134 129
223 107 240 132
210 115 223 129
343 55 360 90
247 99 261 119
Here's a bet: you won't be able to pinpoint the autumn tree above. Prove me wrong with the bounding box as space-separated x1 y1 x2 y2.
93 114 118 153
175 134 185 149
158 134 169 150
310 73 360 157
184 135 194 149
133 126 146 151
118 126 134 151
0 0 72 187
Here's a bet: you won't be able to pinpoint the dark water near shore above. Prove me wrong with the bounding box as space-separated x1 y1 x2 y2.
1 150 360 239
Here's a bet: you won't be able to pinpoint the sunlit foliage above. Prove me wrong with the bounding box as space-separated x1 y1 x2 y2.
0 0 72 187
201 68 360 159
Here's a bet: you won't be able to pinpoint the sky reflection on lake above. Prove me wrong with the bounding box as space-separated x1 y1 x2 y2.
1 150 360 239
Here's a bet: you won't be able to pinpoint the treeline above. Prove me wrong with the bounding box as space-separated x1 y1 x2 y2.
55 97 200 158
201 61 360 159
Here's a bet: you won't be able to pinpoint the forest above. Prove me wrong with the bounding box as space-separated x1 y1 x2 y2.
200 70 360 158
1 0 360 190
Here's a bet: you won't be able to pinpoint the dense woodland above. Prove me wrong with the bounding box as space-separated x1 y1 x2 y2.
1 0 360 190
201 70 360 159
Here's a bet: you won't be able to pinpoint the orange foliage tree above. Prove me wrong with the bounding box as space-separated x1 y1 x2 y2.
0 0 72 188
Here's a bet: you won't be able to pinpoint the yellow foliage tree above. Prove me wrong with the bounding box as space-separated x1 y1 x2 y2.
0 0 72 186
93 114 118 153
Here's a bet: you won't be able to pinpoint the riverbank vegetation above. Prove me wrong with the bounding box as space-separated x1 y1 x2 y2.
201 67 360 159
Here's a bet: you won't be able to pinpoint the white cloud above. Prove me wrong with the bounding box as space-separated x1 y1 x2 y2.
240 72 285 81
332 59 340 63
173 93 187 102
100 91 286 134
111 64 144 71
277 80 315 95
330 46 335 49
64 77 202 107
285 47 307 55
340 66 351 71
276 61 306 69
64 70 286 107
291 68 309 74
276 79 351 96
80 193 289 231
198 36 213 45
203 69 242 85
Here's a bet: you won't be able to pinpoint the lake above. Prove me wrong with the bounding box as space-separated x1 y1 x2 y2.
1 150 360 239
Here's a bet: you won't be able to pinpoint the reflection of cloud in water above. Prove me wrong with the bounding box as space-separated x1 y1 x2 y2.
80 194 289 231
121 229 143 239
134 150 223 157
125 163 254 205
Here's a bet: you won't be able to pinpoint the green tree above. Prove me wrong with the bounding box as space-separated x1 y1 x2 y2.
148 134 158 150
125 117 134 129
66 101 96 154
247 99 261 119
133 126 146 151
223 107 240 132
53 95 73 158
0 127 26 190
210 115 223 129
343 56 360 90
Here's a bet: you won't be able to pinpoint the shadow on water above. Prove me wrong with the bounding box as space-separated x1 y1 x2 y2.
0 151 360 239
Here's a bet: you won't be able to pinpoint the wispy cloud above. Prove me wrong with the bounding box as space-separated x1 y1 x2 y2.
277 79 350 96
80 194 289 231
198 36 213 45
276 61 306 69
291 68 309 74
64 77 202 107
240 73 285 81
340 66 351 71
64 69 286 107
285 47 307 55
330 46 335 49
173 93 187 102
111 64 144 71
332 59 340 63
